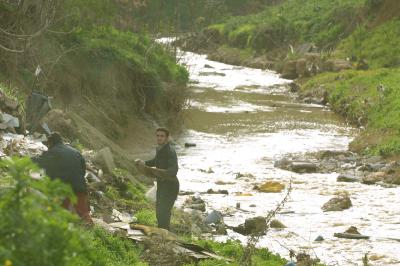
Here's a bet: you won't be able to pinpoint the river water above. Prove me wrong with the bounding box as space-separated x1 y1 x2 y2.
167 47 400 265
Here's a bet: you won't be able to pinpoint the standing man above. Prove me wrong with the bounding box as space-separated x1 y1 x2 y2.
136 127 179 230
33 132 93 225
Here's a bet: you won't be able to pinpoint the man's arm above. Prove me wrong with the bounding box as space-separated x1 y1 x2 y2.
145 157 156 167
80 155 86 178
166 150 178 177
32 150 52 170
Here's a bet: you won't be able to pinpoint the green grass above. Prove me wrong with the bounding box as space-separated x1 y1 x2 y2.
205 0 366 53
184 239 286 266
338 19 400 68
302 68 400 156
135 209 157 226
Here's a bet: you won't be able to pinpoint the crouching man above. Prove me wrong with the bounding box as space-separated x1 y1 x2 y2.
33 132 93 225
135 127 179 231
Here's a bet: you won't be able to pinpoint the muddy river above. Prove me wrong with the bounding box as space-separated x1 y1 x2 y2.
165 45 400 265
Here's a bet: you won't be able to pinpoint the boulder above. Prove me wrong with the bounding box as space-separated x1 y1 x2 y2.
185 203 206 212
290 162 318 173
274 157 292 169
184 196 206 212
322 194 352 212
362 172 386 185
204 210 223 225
232 216 267 235
334 226 369 240
206 189 229 195
269 219 286 229
184 143 197 148
337 174 359 183
255 181 285 193
314 235 324 242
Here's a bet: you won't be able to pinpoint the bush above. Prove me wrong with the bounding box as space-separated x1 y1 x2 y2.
135 209 157 226
340 19 400 68
0 157 145 266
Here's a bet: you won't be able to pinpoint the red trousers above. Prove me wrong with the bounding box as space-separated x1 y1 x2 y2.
62 192 93 225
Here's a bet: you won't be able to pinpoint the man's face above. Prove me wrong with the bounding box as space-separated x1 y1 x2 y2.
156 131 168 145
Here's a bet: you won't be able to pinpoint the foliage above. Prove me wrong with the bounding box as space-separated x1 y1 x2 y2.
302 68 400 156
339 19 400 68
135 209 157 226
205 0 366 53
0 157 145 266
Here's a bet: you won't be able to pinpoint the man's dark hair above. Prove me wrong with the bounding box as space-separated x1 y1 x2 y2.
156 127 170 137
47 132 63 146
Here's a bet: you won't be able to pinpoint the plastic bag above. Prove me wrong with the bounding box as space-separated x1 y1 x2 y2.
145 182 157 202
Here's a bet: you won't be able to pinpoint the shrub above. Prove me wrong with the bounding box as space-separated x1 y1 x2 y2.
0 157 144 266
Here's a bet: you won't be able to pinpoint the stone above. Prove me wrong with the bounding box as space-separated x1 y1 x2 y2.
322 195 352 212
184 143 197 148
2 113 19 128
344 226 360 234
255 181 285 193
232 216 267 235
334 226 369 240
314 235 324 242
274 157 292 169
215 180 235 185
198 71 226 76
95 147 116 174
206 189 228 195
204 210 223 225
186 203 206 212
290 162 318 173
362 172 386 185
337 174 359 183
269 219 286 229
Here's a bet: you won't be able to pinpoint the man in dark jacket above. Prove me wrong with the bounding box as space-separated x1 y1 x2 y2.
137 127 179 230
33 132 93 225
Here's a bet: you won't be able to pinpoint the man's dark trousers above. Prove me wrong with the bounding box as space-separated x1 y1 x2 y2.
156 179 179 230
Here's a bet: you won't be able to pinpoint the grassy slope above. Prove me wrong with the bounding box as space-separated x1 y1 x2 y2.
302 18 400 156
206 0 365 53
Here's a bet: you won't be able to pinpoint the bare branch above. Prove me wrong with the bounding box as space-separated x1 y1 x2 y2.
0 43 24 53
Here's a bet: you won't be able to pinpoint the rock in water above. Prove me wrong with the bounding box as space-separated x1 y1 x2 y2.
314 235 324 242
334 226 370 240
270 219 287 229
322 194 352 212
204 210 223 225
255 181 285 193
337 174 359 183
362 172 386 185
232 216 267 235
290 162 318 173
